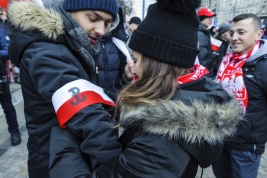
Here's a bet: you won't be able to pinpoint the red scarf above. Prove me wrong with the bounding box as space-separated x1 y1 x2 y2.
133 64 209 84
177 64 209 84
216 41 260 113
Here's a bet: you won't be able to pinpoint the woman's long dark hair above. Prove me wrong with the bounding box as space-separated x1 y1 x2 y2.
117 55 190 108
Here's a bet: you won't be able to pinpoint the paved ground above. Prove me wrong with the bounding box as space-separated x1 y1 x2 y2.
0 82 267 178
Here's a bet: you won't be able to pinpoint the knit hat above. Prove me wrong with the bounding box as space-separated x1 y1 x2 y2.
129 0 201 68
218 24 230 36
63 0 119 20
129 16 141 25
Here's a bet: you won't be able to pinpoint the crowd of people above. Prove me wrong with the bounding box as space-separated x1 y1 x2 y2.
0 0 267 178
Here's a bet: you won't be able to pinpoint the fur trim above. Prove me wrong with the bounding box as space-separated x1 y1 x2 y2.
120 98 243 145
8 0 64 40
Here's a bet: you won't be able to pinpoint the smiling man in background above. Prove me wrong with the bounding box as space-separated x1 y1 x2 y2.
7 0 121 177
212 13 267 178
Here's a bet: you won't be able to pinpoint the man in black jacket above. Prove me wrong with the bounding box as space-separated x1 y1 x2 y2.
213 23 230 77
212 13 267 178
197 7 216 78
0 25 21 147
7 0 121 177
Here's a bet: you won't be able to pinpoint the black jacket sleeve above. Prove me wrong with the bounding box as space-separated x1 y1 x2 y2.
49 126 91 178
25 46 122 177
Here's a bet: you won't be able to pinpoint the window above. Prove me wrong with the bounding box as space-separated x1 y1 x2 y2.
262 6 266 13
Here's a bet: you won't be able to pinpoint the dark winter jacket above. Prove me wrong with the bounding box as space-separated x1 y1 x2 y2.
0 27 9 92
198 24 215 78
0 27 9 61
98 7 128 101
224 40 267 155
0 19 16 38
213 37 229 76
7 2 121 178
261 29 267 40
98 33 127 101
49 76 243 178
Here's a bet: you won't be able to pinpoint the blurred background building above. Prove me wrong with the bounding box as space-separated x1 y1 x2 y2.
118 0 156 22
201 0 267 26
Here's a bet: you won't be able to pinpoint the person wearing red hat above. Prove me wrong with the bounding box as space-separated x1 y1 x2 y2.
197 7 217 78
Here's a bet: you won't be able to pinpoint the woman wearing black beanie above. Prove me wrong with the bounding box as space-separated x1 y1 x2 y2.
49 0 243 177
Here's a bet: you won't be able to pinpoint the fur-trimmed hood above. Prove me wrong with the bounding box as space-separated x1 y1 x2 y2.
8 0 120 40
8 0 64 40
120 78 243 145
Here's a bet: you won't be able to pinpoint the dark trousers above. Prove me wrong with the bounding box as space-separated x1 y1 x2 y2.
0 91 19 133
212 147 261 178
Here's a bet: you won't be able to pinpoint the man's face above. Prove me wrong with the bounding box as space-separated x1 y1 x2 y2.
201 17 213 27
220 31 230 41
70 10 113 45
129 23 139 33
131 50 143 79
229 18 263 54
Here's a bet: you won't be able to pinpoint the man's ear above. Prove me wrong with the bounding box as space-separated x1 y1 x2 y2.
257 30 264 40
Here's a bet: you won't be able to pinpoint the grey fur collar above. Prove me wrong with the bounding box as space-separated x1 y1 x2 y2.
120 98 243 145
8 0 64 40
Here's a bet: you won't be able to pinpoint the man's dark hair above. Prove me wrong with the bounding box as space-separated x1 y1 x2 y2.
232 13 262 31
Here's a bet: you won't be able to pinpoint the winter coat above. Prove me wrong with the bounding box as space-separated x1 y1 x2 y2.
197 24 215 78
7 2 121 178
261 30 267 40
98 33 127 101
49 76 243 178
0 27 9 92
213 37 229 76
224 40 267 154
97 7 129 101
0 27 9 61
0 19 16 38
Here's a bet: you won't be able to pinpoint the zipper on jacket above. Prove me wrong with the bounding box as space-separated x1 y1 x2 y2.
101 42 109 89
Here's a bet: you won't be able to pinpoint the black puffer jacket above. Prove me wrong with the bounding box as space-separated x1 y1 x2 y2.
198 24 215 78
97 7 129 101
49 77 243 178
8 2 121 178
223 40 267 155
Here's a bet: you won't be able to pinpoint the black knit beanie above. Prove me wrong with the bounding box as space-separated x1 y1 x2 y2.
129 17 141 25
129 0 201 68
63 0 119 20
218 24 230 36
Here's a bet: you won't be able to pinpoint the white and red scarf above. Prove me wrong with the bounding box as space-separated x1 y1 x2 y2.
177 64 209 84
216 41 260 113
133 64 209 84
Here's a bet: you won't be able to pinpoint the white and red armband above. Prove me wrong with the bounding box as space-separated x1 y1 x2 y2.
52 79 115 128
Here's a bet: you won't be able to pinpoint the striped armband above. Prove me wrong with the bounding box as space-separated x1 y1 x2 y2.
52 79 115 128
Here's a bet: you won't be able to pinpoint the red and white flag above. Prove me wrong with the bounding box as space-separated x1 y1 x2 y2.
211 37 222 52
52 79 115 127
